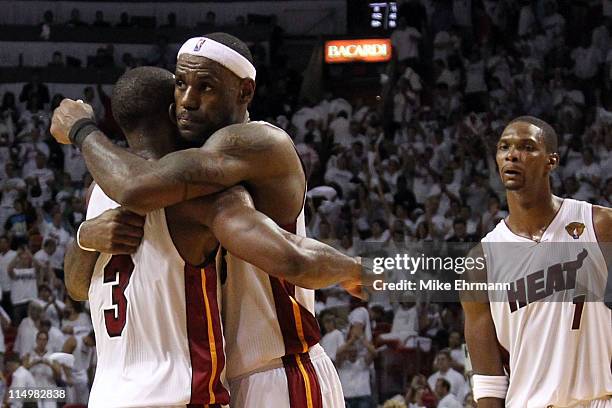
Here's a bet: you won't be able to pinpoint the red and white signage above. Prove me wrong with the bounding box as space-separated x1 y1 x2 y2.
325 38 392 64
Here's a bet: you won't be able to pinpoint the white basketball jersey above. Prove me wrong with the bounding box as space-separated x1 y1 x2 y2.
220 206 321 381
86 185 228 408
482 199 612 407
220 123 321 380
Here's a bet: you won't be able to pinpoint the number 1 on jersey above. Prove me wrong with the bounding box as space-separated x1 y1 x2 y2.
571 295 586 330
103 255 135 337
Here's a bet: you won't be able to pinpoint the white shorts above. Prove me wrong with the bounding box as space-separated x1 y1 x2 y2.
569 397 612 408
229 344 345 408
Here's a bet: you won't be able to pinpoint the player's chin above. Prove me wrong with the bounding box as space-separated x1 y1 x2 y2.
177 123 209 145
503 180 524 191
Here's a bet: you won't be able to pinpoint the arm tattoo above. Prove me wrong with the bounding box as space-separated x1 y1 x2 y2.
215 126 276 155
163 156 225 189
183 163 225 184
156 124 281 201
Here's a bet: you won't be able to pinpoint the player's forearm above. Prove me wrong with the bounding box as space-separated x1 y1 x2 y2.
211 208 361 289
64 239 98 301
463 304 505 376
77 131 147 207
80 132 225 213
462 301 506 406
284 233 362 289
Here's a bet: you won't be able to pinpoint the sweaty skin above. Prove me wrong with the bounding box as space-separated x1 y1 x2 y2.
50 55 304 226
67 183 363 302
62 65 364 300
461 120 612 408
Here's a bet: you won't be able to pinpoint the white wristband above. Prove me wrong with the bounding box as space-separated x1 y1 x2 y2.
76 223 97 252
472 374 508 401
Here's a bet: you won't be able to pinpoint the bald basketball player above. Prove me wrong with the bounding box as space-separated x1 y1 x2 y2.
51 34 348 406
462 116 612 407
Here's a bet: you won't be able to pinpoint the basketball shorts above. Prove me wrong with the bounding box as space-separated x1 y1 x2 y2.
229 344 345 408
571 397 612 408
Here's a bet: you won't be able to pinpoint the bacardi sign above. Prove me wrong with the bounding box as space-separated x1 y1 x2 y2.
325 39 392 64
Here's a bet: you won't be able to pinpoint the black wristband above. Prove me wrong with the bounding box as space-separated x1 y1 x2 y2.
68 118 98 147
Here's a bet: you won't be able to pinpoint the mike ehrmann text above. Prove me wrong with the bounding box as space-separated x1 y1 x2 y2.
373 279 511 291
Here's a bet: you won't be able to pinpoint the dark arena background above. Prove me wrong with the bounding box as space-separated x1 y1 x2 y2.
1 0 612 407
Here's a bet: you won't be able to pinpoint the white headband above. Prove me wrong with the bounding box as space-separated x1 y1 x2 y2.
177 37 256 80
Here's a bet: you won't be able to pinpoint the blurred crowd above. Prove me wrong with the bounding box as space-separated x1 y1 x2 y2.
32 7 278 72
1 0 612 407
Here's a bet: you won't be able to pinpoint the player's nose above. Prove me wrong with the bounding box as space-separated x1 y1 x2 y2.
179 86 200 111
505 146 519 162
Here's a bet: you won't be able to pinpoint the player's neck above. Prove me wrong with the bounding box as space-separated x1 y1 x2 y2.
127 127 177 159
505 185 562 238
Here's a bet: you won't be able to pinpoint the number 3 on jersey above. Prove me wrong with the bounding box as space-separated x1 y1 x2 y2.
103 255 134 337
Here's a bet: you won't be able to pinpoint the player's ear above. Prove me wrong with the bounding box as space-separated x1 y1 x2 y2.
168 103 177 125
238 79 255 105
548 152 559 170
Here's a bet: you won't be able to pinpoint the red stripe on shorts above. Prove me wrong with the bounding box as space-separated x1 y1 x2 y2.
282 352 323 408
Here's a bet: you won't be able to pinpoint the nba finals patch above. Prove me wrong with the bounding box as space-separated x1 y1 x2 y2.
565 222 585 239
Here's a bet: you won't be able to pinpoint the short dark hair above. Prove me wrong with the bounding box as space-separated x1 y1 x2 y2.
453 218 466 226
437 378 451 392
205 32 253 64
111 66 175 133
38 283 51 292
320 310 336 323
43 238 56 247
507 115 558 153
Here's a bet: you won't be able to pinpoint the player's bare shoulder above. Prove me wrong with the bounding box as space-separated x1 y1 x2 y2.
205 121 303 179
592 205 612 242
206 121 294 155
